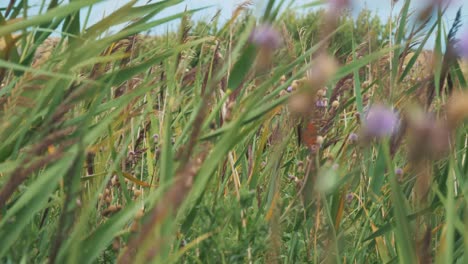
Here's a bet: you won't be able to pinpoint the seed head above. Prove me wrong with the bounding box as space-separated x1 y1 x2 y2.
331 100 340 109
362 80 371 88
317 89 327 97
316 136 324 146
291 80 299 90
133 188 142 198
280 75 287 83
406 107 450 161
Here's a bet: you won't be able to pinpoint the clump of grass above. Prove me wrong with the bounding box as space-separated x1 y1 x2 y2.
0 0 468 263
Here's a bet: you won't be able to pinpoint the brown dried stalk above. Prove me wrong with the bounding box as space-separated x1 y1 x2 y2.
118 154 206 263
0 145 66 211
49 149 83 263
0 128 76 211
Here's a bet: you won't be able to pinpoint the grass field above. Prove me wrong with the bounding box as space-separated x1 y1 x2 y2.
1 0 468 263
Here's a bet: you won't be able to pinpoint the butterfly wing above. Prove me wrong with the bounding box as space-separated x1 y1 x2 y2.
301 121 317 149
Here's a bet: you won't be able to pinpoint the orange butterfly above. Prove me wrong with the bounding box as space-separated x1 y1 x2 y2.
298 120 318 149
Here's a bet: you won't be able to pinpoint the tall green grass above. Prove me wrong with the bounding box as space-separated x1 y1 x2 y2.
0 0 467 263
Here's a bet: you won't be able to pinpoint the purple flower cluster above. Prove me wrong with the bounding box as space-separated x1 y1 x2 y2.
249 24 282 50
316 99 328 108
364 104 399 139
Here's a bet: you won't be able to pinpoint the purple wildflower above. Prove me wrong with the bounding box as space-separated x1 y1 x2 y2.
364 104 399 138
395 168 403 176
249 24 282 50
152 134 159 142
316 99 328 108
348 133 358 143
457 30 468 58
346 193 353 203
287 86 293 93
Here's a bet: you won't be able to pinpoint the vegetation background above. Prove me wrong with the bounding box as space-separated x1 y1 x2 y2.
1 0 468 263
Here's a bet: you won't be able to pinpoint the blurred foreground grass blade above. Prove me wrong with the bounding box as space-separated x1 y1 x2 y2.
298 0 326 9
370 145 386 197
399 19 438 83
391 0 410 84
270 0 288 23
67 9 208 70
0 0 104 36
121 0 185 29
80 0 186 40
351 35 363 115
0 77 73 162
159 76 175 186
80 178 168 264
49 146 85 263
0 148 78 259
0 13 21 68
442 158 456 263
19 0 63 69
52 71 113 262
98 37 211 87
96 7 209 45
227 44 256 91
62 0 81 45
451 61 467 88
57 131 135 263
262 0 276 22
383 142 416 263
178 121 260 227
335 46 399 81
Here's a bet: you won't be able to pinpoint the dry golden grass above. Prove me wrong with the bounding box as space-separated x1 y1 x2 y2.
405 50 468 79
